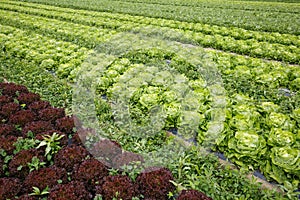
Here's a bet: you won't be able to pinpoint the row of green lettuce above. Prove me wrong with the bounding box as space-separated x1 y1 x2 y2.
0 1 299 64
0 30 290 200
0 6 117 48
105 0 300 12
10 0 300 34
0 24 90 81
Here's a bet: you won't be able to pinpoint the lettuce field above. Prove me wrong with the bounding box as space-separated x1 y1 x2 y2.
0 0 300 199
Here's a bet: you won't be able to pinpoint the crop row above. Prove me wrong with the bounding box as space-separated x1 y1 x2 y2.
207 50 300 106
3 0 300 47
106 0 300 14
0 4 299 64
12 0 300 34
235 0 299 3
0 24 89 80
137 26 299 64
0 9 117 48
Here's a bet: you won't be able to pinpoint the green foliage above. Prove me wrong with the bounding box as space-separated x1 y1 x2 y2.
93 195 103 200
13 137 40 154
0 149 13 176
0 51 72 109
27 156 46 172
36 132 65 161
227 131 267 164
29 186 49 196
166 147 286 200
120 162 143 181
270 147 300 173
15 0 300 35
1 0 300 198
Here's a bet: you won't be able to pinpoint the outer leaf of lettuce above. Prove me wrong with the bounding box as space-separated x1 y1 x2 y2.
163 102 181 127
162 90 178 103
291 77 300 90
188 78 206 90
178 111 203 140
265 160 288 184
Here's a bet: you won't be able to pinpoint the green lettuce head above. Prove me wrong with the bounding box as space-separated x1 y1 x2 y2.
292 108 300 124
267 112 295 131
138 93 159 109
291 78 300 90
271 147 300 173
268 128 295 147
162 90 179 103
163 102 181 127
258 102 280 115
228 131 266 160
229 112 260 131
151 70 173 86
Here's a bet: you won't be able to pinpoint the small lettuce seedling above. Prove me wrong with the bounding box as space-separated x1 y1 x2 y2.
29 186 49 197
36 132 65 161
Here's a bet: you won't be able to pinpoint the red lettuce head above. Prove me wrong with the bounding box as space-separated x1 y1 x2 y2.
136 167 175 200
38 108 65 123
9 149 43 180
96 175 139 200
70 130 83 146
55 116 75 134
176 189 213 200
72 158 108 192
17 92 40 105
28 101 51 114
0 83 29 97
48 181 92 200
15 194 38 200
0 177 22 200
22 121 54 138
54 144 89 172
0 135 17 154
9 110 36 127
0 124 19 137
0 95 13 108
22 166 67 194
1 102 20 117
